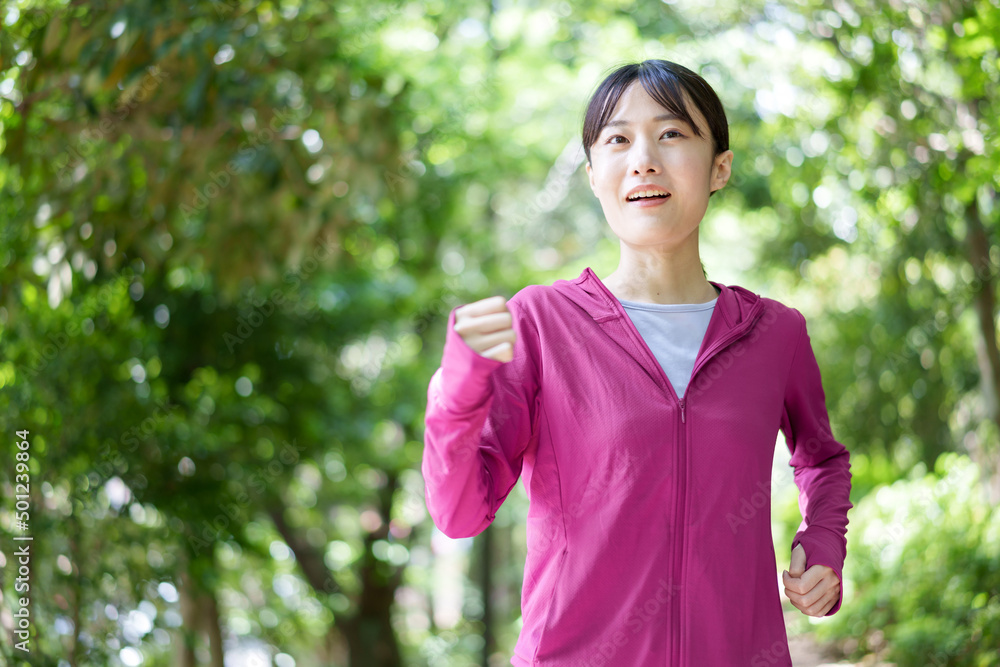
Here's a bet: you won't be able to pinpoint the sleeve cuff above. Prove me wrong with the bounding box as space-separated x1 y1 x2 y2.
437 304 505 414
792 529 845 616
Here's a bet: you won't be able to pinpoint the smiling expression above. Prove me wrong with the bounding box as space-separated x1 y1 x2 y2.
586 81 733 249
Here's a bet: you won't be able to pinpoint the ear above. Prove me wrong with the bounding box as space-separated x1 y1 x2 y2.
710 150 734 193
586 160 597 196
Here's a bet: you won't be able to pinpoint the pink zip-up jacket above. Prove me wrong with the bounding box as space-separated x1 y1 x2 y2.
422 266 853 666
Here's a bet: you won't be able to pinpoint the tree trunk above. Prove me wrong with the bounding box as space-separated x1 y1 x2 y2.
339 528 404 667
69 512 83 667
479 526 495 667
965 194 1000 504
175 546 227 667
206 589 226 667
177 549 199 667
270 472 405 667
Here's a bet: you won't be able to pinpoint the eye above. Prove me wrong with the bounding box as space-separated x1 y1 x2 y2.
662 130 683 139
606 135 627 145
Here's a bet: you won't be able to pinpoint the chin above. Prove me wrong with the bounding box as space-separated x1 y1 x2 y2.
612 231 683 248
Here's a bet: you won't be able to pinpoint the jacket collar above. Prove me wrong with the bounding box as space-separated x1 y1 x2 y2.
550 267 766 397
552 266 763 328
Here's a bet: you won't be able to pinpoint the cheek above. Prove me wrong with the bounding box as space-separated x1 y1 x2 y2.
675 153 713 180
665 150 696 168
592 158 624 193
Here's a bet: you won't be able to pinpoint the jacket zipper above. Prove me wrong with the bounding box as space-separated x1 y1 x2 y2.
669 301 764 666
671 392 686 665
589 273 764 664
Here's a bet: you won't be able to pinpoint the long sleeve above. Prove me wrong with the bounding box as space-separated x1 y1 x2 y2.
421 297 542 539
779 309 854 616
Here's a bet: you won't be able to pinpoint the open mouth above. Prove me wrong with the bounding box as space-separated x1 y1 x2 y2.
626 190 671 202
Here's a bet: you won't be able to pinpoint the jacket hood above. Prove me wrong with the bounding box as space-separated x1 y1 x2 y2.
550 266 764 330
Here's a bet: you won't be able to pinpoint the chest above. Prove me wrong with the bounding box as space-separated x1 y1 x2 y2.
530 310 789 490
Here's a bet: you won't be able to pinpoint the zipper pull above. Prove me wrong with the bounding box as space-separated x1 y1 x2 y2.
680 398 686 423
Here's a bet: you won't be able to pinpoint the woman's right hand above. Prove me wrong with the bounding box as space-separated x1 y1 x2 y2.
453 295 517 362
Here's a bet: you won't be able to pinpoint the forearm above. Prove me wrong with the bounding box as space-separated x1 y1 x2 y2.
422 368 498 538
782 309 854 615
792 445 852 615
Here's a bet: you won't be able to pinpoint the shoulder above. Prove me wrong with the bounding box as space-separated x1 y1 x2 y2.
744 292 809 347
757 294 806 326
501 285 553 343
506 283 566 318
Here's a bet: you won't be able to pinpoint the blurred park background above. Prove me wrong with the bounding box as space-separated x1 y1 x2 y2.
1 0 999 665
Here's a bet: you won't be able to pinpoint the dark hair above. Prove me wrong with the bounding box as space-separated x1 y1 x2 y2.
582 59 729 165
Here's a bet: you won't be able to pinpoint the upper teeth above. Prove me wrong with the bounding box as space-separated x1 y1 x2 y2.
628 190 668 200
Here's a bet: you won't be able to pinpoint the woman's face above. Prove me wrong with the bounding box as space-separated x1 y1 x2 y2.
586 81 733 250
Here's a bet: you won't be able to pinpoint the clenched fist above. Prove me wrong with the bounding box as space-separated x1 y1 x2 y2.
782 543 841 617
453 295 517 362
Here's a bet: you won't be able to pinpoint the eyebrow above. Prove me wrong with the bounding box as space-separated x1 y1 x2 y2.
602 114 690 130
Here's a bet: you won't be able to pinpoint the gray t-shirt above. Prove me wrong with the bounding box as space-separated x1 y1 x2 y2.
617 295 717 399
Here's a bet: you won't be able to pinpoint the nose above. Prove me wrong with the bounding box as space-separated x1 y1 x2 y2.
629 135 662 174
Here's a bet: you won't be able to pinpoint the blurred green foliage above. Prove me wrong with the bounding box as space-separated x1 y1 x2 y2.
0 0 997 666
814 453 1000 666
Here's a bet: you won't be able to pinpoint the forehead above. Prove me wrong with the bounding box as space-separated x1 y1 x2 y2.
604 81 707 133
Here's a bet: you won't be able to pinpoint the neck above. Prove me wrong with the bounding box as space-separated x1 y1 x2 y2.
601 241 717 305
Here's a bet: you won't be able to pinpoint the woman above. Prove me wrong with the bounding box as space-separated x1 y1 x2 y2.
422 59 853 666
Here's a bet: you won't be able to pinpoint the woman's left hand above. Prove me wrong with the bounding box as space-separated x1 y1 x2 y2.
781 543 840 617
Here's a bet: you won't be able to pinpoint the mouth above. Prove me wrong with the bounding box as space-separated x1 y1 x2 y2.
626 189 671 205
